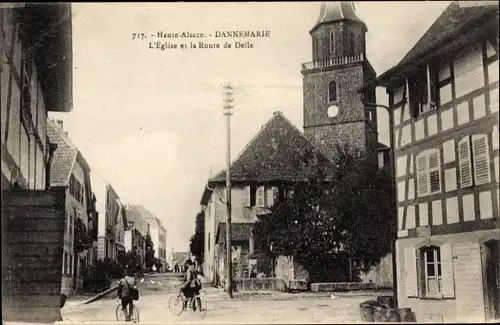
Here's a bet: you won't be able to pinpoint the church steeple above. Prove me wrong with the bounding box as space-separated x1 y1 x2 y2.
309 1 368 60
301 2 378 162
312 2 367 33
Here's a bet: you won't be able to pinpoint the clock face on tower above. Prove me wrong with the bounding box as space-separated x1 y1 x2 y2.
327 105 339 118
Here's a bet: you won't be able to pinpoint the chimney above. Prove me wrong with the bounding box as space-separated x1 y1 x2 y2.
55 120 64 130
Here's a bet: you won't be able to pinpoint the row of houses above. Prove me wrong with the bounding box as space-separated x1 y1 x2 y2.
198 1 499 323
0 4 168 322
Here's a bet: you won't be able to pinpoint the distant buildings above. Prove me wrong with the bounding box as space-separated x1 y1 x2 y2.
366 1 499 323
124 204 149 268
129 204 168 272
47 119 96 295
92 174 127 262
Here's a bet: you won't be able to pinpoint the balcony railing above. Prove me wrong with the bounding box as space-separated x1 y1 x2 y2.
301 53 364 72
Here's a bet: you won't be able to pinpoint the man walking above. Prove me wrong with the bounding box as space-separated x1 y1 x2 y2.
117 268 137 322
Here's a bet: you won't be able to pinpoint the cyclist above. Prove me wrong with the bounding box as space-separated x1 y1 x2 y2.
181 258 203 311
117 268 137 322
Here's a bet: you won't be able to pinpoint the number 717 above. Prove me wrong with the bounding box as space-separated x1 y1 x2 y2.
132 33 146 40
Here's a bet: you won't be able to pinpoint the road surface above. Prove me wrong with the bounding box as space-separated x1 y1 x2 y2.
58 273 389 324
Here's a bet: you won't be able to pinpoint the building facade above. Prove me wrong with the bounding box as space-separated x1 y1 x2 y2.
129 204 168 272
93 174 127 262
200 111 335 285
1 4 74 322
368 2 499 322
301 2 379 161
47 119 95 294
1 4 72 193
124 205 148 269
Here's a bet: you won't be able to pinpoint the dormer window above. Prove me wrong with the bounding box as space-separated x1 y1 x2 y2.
328 80 338 102
409 65 438 118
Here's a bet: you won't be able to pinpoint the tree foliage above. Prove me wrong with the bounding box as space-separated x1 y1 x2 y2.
145 234 156 270
254 144 395 282
189 211 205 264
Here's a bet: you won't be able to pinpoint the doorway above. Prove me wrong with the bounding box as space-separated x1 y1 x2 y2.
484 239 499 322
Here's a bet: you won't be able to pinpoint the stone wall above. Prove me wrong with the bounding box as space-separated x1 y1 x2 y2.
359 252 393 289
234 278 287 292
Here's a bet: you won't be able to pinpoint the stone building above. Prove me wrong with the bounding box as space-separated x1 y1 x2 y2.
363 1 499 322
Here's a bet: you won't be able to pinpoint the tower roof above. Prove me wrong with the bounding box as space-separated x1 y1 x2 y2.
311 1 367 33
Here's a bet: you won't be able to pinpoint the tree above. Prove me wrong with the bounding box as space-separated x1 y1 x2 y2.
254 144 395 282
145 234 156 271
189 211 205 264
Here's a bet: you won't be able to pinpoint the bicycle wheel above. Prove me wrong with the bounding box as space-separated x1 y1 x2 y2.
168 294 185 316
116 304 125 321
132 305 140 323
192 295 208 318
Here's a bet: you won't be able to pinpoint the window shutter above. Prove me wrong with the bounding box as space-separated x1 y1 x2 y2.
243 186 251 207
440 243 455 298
273 187 279 205
404 246 419 298
458 136 473 188
472 134 491 185
266 187 274 208
428 151 441 193
256 186 265 207
417 155 428 197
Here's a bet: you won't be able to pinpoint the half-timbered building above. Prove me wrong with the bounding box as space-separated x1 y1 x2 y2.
364 1 499 322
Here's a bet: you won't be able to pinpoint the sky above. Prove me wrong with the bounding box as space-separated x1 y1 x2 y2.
49 1 451 252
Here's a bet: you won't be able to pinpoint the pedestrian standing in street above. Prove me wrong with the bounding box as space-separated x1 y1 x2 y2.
117 268 138 322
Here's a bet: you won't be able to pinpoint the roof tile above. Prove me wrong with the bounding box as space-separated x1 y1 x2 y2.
209 112 335 183
46 119 78 187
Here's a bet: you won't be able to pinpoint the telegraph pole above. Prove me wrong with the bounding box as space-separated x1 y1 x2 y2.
223 84 234 298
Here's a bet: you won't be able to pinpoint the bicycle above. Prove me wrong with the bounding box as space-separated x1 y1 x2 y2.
116 299 140 323
168 287 207 317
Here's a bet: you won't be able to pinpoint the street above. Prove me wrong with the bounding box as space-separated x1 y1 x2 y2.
58 273 390 324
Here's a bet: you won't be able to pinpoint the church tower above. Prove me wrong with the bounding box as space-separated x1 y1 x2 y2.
302 2 378 162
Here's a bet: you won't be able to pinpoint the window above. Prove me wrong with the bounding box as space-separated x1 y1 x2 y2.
458 134 491 188
256 186 265 207
405 243 455 299
266 186 279 208
330 31 335 55
243 186 251 207
21 50 33 124
208 233 211 252
287 189 294 199
416 149 441 197
313 38 318 59
409 65 438 118
328 81 337 102
421 246 442 295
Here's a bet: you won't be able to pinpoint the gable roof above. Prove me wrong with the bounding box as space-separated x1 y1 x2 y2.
47 119 78 187
208 111 334 184
367 1 499 88
128 204 163 229
216 222 254 244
